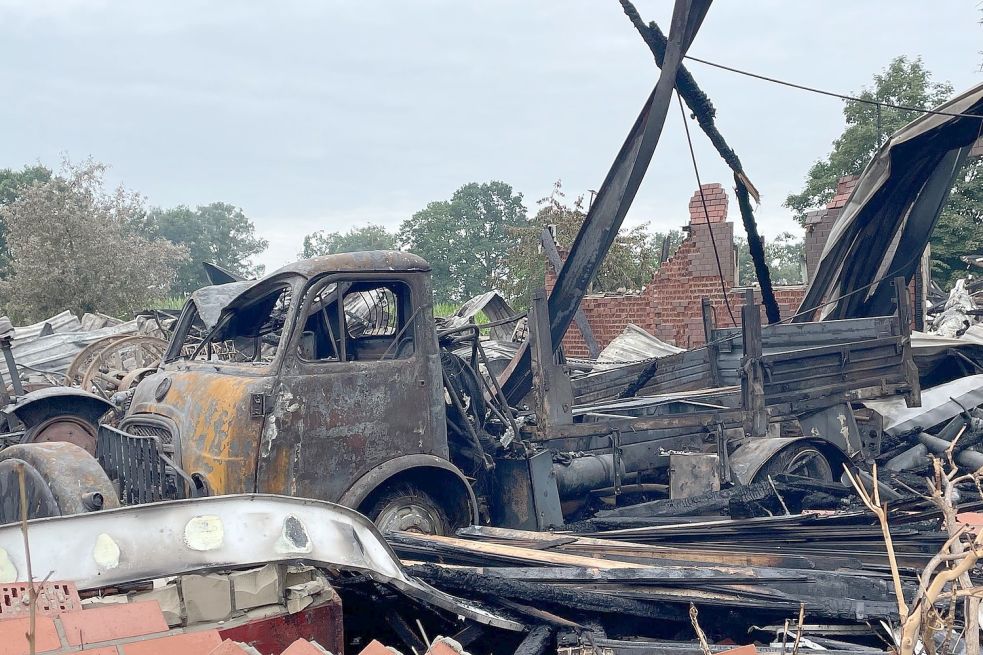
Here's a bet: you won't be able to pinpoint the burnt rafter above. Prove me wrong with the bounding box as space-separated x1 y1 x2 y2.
501 0 713 403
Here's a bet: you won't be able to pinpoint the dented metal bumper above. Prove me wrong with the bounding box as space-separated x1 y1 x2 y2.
0 493 523 631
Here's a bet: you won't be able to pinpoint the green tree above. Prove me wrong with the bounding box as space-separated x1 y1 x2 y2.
931 159 983 287
504 182 683 303
142 203 268 295
0 159 187 322
399 181 528 304
0 164 52 269
736 232 805 286
783 55 983 290
785 56 953 224
301 223 396 258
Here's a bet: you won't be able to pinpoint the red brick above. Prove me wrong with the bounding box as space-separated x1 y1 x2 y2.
0 615 62 654
208 640 256 655
357 639 392 655
719 646 758 655
282 639 332 654
61 601 169 646
122 631 223 655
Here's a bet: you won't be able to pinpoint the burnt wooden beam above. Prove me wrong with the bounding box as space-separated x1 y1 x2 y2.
500 0 714 404
514 625 555 655
541 228 600 359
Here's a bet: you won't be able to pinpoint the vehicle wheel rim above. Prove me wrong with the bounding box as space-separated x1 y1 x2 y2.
376 502 443 535
784 448 833 481
28 417 98 455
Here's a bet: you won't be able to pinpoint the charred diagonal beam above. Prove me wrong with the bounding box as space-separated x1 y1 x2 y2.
541 228 600 359
621 0 781 324
500 0 713 403
619 0 748 191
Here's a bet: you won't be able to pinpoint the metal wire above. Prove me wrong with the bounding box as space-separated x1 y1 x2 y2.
677 93 738 325
685 55 983 121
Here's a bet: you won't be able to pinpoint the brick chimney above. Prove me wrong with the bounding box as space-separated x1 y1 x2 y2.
826 175 858 210
803 174 860 281
688 183 728 224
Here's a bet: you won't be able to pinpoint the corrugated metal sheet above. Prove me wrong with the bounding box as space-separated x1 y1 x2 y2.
594 324 683 370
6 312 148 384
10 311 81 346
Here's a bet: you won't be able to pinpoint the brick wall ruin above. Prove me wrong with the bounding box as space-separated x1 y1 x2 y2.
803 175 857 279
551 182 817 357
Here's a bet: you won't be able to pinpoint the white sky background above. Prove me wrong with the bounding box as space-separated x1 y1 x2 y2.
1 1 980 273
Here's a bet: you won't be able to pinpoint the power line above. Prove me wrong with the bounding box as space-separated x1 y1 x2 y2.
685 55 983 120
677 93 738 326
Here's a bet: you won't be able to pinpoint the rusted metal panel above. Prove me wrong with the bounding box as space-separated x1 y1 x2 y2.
668 453 720 499
128 369 270 495
263 355 445 502
491 451 563 531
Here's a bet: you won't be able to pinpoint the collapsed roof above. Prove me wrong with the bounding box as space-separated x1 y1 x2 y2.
797 82 983 321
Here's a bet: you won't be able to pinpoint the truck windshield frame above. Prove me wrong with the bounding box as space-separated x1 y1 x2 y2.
166 281 299 371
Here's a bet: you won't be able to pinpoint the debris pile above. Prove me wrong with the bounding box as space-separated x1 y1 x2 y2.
2 309 171 388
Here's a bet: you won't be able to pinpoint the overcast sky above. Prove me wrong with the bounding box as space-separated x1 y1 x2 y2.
1 1 980 272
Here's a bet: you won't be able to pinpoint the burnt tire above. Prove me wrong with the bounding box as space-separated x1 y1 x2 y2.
365 485 451 536
754 444 834 483
0 442 119 525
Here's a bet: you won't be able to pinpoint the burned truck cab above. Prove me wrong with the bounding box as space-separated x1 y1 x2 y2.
109 251 477 533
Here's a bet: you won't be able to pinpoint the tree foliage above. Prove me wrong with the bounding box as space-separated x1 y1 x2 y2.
932 159 983 287
398 181 528 304
141 202 268 295
0 164 52 269
784 56 953 223
736 232 805 286
782 55 983 290
302 223 396 258
0 159 187 322
503 182 683 304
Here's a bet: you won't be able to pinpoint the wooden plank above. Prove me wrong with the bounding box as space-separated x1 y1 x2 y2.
541 227 600 359
529 288 574 428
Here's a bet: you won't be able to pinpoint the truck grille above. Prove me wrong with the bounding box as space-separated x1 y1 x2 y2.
120 419 173 445
97 425 175 505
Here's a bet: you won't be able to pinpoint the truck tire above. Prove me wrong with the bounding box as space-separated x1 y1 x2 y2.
0 442 119 525
754 444 834 483
366 485 451 536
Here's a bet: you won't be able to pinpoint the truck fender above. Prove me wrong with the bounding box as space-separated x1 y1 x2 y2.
5 388 116 454
7 387 115 428
729 437 846 485
338 454 479 525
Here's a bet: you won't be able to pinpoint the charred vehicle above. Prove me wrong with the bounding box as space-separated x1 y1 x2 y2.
0 247 921 532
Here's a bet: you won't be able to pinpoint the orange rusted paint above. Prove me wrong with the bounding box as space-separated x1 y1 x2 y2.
130 370 271 494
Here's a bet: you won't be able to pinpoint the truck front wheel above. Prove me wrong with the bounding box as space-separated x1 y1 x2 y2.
0 442 119 525
366 485 451 536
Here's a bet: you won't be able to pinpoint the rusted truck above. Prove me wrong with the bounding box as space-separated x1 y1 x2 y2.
0 249 920 532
